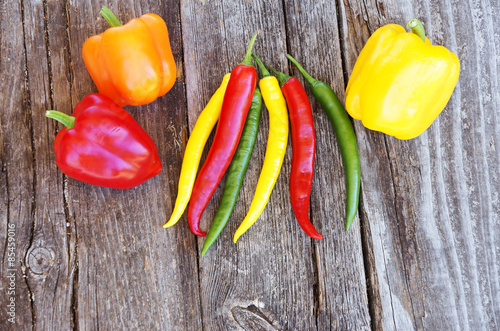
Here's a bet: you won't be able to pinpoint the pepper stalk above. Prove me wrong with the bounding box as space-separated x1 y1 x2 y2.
46 110 75 129
100 6 122 27
407 19 426 42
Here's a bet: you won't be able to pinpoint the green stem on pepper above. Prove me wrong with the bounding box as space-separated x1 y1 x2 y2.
240 34 258 67
45 110 75 129
100 6 122 27
407 19 426 42
266 65 291 87
251 53 271 77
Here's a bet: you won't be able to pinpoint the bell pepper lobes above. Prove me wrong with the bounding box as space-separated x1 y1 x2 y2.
45 94 162 189
82 7 176 107
345 19 460 140
233 54 288 243
163 73 231 228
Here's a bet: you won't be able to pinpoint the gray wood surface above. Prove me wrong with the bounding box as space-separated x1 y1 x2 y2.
1 0 498 330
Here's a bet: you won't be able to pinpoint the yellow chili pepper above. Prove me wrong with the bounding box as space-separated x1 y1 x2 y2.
164 74 231 228
233 54 288 243
345 19 460 140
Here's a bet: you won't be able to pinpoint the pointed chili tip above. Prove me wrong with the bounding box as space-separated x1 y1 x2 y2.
306 229 323 239
310 232 323 240
193 230 206 237
345 218 354 232
201 241 212 256
233 232 241 243
163 214 179 228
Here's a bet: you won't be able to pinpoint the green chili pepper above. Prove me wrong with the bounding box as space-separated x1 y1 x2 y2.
287 54 361 231
201 88 263 256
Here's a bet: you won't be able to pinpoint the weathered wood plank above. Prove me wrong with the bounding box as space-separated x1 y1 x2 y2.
65 0 202 329
17 0 76 329
0 0 36 328
180 1 321 329
2 0 499 329
337 0 500 329
283 1 372 329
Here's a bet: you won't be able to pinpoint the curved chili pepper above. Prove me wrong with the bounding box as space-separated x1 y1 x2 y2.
188 34 258 236
201 89 262 255
45 94 162 189
233 54 288 243
267 66 322 239
163 74 231 228
287 54 361 231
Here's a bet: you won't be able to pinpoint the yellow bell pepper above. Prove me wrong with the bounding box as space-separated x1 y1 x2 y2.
163 74 231 228
345 19 460 140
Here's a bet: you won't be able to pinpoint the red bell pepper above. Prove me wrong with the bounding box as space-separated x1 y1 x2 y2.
46 93 162 189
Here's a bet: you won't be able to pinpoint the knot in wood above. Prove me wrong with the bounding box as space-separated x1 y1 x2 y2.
27 247 55 275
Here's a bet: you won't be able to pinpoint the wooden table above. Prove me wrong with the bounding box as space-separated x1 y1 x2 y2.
1 0 498 330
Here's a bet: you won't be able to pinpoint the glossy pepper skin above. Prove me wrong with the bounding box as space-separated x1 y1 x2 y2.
163 74 231 228
233 54 288 243
287 54 361 231
201 89 262 255
46 94 162 189
345 19 460 140
82 7 176 107
267 66 322 239
188 34 258 236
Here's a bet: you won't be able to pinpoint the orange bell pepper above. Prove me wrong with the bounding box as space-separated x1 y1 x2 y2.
82 7 176 107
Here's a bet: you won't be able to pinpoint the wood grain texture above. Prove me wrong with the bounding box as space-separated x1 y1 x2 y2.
1 0 499 329
0 0 37 327
65 0 201 329
337 0 500 329
180 1 323 329
20 0 75 329
282 1 371 329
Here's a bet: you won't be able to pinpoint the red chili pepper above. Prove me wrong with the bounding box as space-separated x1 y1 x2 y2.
188 34 258 236
268 66 322 239
45 93 162 189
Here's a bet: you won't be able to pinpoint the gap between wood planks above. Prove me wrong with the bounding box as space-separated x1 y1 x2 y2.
279 1 324 329
19 0 79 329
61 1 79 328
327 0 383 329
172 0 207 329
20 0 37 327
